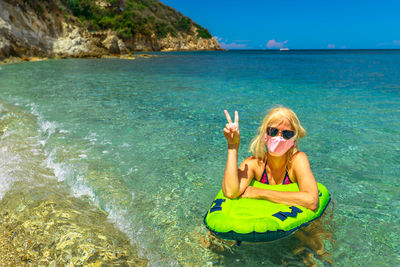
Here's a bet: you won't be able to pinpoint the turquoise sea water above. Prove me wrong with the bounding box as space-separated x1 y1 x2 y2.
0 50 399 266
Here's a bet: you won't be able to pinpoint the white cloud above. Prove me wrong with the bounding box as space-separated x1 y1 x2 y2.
219 42 247 49
327 44 336 49
266 39 288 49
214 36 249 49
377 40 400 47
213 36 223 42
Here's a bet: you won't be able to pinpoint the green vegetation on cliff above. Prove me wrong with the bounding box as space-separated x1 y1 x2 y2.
60 0 213 39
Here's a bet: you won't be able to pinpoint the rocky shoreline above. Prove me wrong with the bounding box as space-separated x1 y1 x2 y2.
0 0 223 65
0 53 157 65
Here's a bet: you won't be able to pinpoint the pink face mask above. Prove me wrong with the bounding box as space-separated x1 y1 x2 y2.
264 134 295 156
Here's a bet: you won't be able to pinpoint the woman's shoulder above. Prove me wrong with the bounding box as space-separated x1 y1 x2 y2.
290 151 311 170
291 151 309 162
242 156 265 168
240 156 265 179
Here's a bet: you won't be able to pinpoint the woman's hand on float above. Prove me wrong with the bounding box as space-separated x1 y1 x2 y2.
240 186 259 199
223 110 240 148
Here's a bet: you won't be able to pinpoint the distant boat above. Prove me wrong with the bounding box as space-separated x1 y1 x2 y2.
280 47 289 51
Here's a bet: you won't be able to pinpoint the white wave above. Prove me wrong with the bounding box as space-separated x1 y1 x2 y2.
121 142 131 148
71 175 96 202
45 149 71 182
0 174 17 200
9 101 167 266
0 132 43 200
0 151 22 200
40 120 57 137
104 199 178 267
27 103 58 148
84 132 98 144
125 167 138 176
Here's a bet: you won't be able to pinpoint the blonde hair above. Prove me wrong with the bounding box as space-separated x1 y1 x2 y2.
249 106 306 166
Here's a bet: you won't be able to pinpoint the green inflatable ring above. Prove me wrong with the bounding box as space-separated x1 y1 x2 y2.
204 180 330 242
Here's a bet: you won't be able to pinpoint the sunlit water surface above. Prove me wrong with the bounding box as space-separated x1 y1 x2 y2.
0 50 399 266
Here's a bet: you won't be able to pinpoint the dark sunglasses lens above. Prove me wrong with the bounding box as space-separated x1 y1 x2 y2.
267 127 279 136
283 131 295 140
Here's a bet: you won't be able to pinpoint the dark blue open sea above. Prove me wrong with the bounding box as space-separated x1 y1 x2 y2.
0 50 399 266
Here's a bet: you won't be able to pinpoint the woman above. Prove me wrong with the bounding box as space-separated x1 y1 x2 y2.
222 106 319 211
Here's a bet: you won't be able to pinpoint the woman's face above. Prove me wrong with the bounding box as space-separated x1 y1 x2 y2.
265 117 296 156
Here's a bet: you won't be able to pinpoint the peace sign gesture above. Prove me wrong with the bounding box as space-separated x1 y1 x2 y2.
223 110 240 148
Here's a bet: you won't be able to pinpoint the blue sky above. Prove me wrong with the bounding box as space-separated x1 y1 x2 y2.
161 0 400 49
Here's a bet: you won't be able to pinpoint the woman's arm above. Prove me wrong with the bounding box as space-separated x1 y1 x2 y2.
241 152 319 211
222 155 256 199
221 110 256 199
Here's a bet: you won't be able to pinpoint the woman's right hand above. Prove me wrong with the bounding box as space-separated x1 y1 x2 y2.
223 110 240 148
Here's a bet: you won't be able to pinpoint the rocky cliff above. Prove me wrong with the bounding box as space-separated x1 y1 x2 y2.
0 0 222 62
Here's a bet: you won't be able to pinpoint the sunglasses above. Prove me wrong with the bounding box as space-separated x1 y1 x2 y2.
267 127 295 140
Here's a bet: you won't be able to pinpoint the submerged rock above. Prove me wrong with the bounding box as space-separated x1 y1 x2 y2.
0 100 147 265
0 186 147 266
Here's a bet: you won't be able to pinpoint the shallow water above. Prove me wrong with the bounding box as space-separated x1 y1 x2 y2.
0 50 399 266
